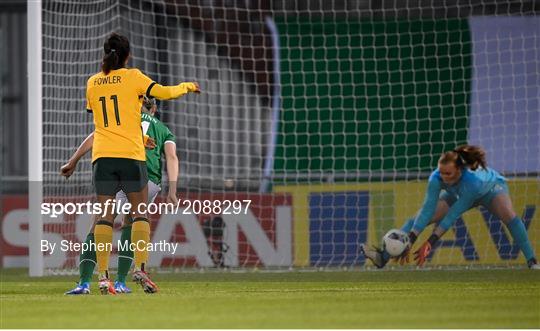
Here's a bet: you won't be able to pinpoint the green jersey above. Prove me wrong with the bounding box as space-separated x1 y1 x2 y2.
141 112 176 185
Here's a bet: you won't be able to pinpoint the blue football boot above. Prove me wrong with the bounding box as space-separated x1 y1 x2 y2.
65 282 90 295
114 281 132 294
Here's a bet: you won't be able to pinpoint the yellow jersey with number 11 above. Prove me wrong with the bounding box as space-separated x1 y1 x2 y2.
86 68 154 162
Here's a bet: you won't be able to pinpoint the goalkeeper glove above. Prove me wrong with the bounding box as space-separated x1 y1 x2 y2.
413 242 431 266
414 233 440 266
395 231 417 265
396 246 411 265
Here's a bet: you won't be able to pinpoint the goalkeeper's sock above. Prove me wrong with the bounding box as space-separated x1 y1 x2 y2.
79 233 96 284
131 217 151 271
94 221 113 274
400 218 415 233
507 217 535 261
116 225 133 283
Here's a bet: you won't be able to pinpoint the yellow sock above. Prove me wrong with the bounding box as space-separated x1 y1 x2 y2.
94 221 113 274
131 218 150 270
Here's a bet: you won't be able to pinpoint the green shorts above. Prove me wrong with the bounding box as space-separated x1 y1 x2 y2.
92 157 148 196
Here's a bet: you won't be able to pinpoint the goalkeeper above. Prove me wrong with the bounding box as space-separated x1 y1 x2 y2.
361 145 538 270
63 97 180 294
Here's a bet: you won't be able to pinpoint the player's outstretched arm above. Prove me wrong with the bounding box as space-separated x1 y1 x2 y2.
164 142 179 204
60 132 94 178
395 174 441 265
413 196 473 266
149 82 200 100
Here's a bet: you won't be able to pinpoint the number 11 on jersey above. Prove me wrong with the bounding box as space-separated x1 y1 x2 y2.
98 95 121 127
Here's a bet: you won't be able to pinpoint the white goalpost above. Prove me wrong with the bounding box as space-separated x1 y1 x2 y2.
28 0 43 277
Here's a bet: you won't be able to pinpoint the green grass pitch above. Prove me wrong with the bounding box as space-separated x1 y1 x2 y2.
1 268 538 328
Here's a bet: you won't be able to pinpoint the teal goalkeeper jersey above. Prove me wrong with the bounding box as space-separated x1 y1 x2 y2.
141 112 176 185
412 167 506 233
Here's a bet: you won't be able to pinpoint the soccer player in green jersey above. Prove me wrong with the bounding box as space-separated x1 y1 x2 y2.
62 97 179 294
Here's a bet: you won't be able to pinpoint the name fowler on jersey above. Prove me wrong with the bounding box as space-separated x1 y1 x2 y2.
93 75 121 85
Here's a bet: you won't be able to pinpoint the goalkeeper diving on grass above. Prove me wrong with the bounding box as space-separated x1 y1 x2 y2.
62 97 179 294
361 145 539 270
67 32 199 294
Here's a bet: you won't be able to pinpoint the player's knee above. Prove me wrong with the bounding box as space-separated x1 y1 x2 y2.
130 211 147 221
132 216 149 224
500 211 517 225
95 219 114 227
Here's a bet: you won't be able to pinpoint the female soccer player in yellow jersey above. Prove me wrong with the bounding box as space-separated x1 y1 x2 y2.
86 32 200 294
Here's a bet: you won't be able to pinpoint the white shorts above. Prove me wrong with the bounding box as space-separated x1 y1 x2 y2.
115 181 161 224
115 180 161 216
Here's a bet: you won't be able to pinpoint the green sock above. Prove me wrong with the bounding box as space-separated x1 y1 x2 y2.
79 233 96 284
116 225 133 283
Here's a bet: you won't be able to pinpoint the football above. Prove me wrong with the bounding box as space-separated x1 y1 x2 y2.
383 229 410 257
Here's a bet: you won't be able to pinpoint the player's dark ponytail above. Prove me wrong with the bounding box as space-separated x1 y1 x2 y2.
439 145 487 170
102 33 130 75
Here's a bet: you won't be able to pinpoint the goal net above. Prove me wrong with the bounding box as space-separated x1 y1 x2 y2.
25 0 539 274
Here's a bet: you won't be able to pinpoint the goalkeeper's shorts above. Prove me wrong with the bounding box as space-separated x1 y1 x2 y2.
477 180 509 207
439 179 509 209
92 157 148 196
